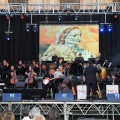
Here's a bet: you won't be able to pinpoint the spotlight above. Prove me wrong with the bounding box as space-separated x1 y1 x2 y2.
107 24 112 32
6 14 10 20
5 33 10 40
114 13 118 19
25 25 30 32
21 14 24 19
33 25 38 32
58 15 62 21
99 25 104 32
75 15 79 21
45 15 48 23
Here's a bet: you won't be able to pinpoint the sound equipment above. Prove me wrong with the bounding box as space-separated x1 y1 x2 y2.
107 94 120 102
15 82 25 88
55 93 74 102
2 93 22 102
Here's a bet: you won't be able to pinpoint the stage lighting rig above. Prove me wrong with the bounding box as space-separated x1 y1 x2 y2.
75 15 79 21
33 24 38 32
107 24 112 32
58 15 62 21
99 24 104 32
25 23 38 32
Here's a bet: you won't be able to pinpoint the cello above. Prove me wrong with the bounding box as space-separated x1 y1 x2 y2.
10 70 18 84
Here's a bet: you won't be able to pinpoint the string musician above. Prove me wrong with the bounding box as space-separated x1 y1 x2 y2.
25 66 37 88
9 65 18 85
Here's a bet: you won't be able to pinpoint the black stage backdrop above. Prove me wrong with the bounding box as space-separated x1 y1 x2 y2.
0 14 120 65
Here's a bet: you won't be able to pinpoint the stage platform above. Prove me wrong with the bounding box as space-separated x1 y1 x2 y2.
0 101 120 120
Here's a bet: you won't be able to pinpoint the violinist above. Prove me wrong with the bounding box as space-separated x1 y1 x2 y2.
9 65 18 85
16 60 26 75
25 66 37 87
42 69 59 99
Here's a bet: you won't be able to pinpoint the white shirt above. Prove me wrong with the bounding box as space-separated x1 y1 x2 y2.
22 116 32 120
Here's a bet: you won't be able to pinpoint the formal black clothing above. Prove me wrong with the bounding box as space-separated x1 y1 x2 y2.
52 56 58 63
109 78 119 85
42 72 59 99
75 57 84 64
84 64 101 96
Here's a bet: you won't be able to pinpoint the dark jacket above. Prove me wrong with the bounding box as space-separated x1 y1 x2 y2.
84 64 101 83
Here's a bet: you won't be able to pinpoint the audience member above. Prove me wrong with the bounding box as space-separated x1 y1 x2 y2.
46 106 62 120
1 111 15 120
30 107 40 119
22 107 32 120
32 115 45 120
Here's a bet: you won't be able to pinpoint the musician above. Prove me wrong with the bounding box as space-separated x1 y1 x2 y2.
9 65 18 85
52 52 58 63
83 61 101 98
57 58 64 68
2 60 10 73
97 52 104 63
108 74 119 85
42 69 59 99
16 60 25 75
75 53 84 65
25 66 37 88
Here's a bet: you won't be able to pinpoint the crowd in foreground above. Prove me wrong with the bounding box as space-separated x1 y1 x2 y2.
1 106 62 120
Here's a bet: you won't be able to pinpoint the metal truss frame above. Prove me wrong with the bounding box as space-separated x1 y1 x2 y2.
0 2 120 15
0 101 120 120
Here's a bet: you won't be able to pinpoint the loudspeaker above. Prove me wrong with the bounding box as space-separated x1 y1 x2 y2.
2 93 22 102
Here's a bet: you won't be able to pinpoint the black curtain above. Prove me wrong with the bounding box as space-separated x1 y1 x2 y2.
0 14 120 66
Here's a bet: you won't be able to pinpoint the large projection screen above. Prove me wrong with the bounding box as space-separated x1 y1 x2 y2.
39 25 99 61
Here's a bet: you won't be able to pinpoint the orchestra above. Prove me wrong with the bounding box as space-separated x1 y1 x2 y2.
0 53 120 100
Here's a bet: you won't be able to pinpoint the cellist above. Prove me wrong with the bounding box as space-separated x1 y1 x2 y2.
25 66 37 87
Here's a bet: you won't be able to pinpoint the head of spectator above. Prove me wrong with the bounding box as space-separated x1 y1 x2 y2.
47 106 61 120
1 111 15 120
30 107 40 119
22 107 31 120
32 115 45 120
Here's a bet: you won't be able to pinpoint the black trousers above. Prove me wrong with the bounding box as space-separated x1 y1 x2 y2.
86 82 96 96
42 81 59 99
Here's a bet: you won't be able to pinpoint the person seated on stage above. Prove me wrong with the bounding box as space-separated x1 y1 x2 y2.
9 65 18 85
25 66 37 88
2 60 10 76
16 60 26 75
52 52 59 63
42 69 59 99
33 63 40 76
22 107 31 120
108 74 119 85
97 52 104 64
46 106 62 120
94 57 101 65
57 58 64 68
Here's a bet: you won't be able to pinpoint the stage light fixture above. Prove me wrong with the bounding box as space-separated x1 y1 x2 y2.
99 25 104 32
33 25 38 32
107 24 112 32
25 25 30 32
6 14 10 20
5 33 10 40
58 15 62 21
114 13 118 19
75 15 79 21
21 14 24 19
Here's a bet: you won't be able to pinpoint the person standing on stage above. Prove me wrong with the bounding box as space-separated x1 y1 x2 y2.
83 61 101 97
52 52 58 63
42 69 59 99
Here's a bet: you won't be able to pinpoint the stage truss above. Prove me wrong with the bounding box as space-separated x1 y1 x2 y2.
0 2 120 15
0 101 120 120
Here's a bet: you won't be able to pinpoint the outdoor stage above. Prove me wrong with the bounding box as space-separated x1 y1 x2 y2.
0 100 120 120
